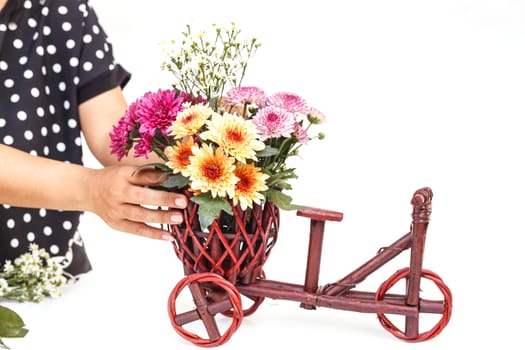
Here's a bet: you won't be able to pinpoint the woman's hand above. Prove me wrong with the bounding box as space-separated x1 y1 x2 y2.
85 165 188 241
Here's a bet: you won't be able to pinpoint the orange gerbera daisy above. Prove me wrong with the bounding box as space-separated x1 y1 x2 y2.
164 137 195 176
232 163 269 210
167 104 212 139
186 143 238 198
200 112 265 163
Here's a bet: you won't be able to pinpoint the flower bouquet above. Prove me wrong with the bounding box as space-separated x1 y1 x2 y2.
109 22 325 284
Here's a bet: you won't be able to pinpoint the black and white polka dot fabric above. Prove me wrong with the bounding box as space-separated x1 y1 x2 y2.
0 0 130 281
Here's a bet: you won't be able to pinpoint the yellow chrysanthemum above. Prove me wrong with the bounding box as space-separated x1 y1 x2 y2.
187 143 238 198
232 163 269 210
200 112 265 163
168 104 212 138
165 137 195 176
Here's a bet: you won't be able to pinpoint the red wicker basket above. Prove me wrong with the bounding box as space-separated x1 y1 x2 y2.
170 197 280 285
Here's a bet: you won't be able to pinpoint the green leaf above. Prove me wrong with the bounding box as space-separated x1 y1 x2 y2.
256 145 278 157
191 193 232 230
161 174 189 189
0 305 29 339
265 190 303 211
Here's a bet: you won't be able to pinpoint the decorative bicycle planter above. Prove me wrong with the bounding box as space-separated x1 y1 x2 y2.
167 187 452 347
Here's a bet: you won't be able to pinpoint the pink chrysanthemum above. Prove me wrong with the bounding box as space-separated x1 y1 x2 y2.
222 86 268 108
109 100 139 160
306 106 326 124
252 106 295 141
136 89 186 136
267 92 309 114
293 122 310 144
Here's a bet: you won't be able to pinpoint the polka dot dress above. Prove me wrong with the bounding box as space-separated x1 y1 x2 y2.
0 0 130 281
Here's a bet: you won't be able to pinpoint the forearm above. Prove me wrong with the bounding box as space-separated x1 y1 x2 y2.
0 144 94 211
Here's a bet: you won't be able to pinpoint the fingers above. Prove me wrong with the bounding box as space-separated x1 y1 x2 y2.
129 166 168 186
126 185 188 209
112 204 184 241
115 218 174 241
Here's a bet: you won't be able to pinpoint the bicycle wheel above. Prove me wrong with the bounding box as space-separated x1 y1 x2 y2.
167 272 243 347
375 267 452 342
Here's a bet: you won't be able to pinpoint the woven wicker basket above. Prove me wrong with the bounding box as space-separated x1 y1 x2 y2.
170 197 280 285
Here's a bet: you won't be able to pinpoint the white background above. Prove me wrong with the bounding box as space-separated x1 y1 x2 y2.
4 0 524 349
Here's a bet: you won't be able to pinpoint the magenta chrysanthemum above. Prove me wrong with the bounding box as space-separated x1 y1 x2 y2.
223 86 268 108
136 89 186 136
252 106 295 140
267 92 309 114
109 100 139 160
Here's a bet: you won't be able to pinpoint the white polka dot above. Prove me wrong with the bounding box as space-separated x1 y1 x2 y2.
67 119 77 128
27 18 37 28
7 219 15 229
13 39 23 49
36 46 44 55
52 63 62 73
45 85 50 95
66 39 75 49
41 7 49 16
17 111 27 120
10 238 19 248
75 137 82 146
3 135 14 145
58 5 68 14
59 82 66 91
39 208 47 217
2 204 10 209
63 100 70 110
37 107 45 117
83 62 93 71
0 24 6 31
23 69 33 79
23 0 32 9
43 226 52 236
0 61 7 70
41 65 47 75
32 32 39 40
4 79 14 88
73 76 79 85
19 56 28 65
41 127 47 136
62 22 72 31
23 213 32 223
52 124 61 133
69 57 79 67
63 221 73 230
26 232 35 242
46 45 57 55
49 104 55 114
0 119 5 127
31 87 40 97
7 22 17 31
24 130 33 140
50 245 59 254
83 34 92 44
10 94 20 103
43 146 50 155
56 142 66 152
92 25 100 35
95 50 104 59
43 26 51 36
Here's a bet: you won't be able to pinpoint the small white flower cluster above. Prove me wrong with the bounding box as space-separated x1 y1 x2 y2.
0 244 66 302
161 22 261 103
